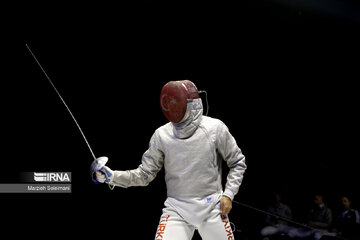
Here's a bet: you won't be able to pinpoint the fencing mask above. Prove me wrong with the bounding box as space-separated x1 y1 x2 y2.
160 80 199 123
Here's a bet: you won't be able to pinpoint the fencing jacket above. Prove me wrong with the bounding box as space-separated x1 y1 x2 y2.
111 98 247 200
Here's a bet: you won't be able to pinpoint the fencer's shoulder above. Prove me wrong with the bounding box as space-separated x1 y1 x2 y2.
201 116 226 129
154 122 173 136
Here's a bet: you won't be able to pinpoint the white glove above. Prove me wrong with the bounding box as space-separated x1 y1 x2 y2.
96 166 114 184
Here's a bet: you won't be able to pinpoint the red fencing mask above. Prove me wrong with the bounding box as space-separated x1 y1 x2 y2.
160 80 199 123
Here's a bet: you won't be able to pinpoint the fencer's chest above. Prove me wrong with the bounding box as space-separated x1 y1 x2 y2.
163 128 215 171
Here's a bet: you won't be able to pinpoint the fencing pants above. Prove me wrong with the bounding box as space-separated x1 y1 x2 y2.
154 193 235 240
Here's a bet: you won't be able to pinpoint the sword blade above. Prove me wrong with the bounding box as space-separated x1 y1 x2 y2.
26 44 97 161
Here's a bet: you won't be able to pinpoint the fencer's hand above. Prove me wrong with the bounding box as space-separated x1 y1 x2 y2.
95 166 114 184
220 196 232 216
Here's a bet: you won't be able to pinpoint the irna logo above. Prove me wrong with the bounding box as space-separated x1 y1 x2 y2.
34 172 71 182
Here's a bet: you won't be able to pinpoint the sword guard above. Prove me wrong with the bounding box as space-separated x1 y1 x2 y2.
90 156 108 183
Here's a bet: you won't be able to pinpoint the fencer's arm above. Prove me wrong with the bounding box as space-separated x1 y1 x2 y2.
109 131 164 188
110 164 160 188
216 121 247 201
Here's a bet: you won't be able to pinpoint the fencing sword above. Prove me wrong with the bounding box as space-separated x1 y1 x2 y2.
25 44 108 183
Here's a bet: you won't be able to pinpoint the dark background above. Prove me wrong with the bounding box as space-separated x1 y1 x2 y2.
2 1 359 239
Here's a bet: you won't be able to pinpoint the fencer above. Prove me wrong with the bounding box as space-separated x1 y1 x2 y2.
92 80 247 240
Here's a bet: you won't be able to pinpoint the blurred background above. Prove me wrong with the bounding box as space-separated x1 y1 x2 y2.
1 1 359 239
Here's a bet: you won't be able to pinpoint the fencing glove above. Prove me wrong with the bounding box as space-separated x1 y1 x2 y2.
96 166 114 184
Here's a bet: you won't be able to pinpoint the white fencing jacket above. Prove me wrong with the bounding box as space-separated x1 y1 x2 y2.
111 98 246 200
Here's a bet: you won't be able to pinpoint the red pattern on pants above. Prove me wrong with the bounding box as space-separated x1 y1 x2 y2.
154 196 235 240
156 215 170 240
221 215 234 240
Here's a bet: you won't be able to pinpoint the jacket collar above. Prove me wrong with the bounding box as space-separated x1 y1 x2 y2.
172 98 203 139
